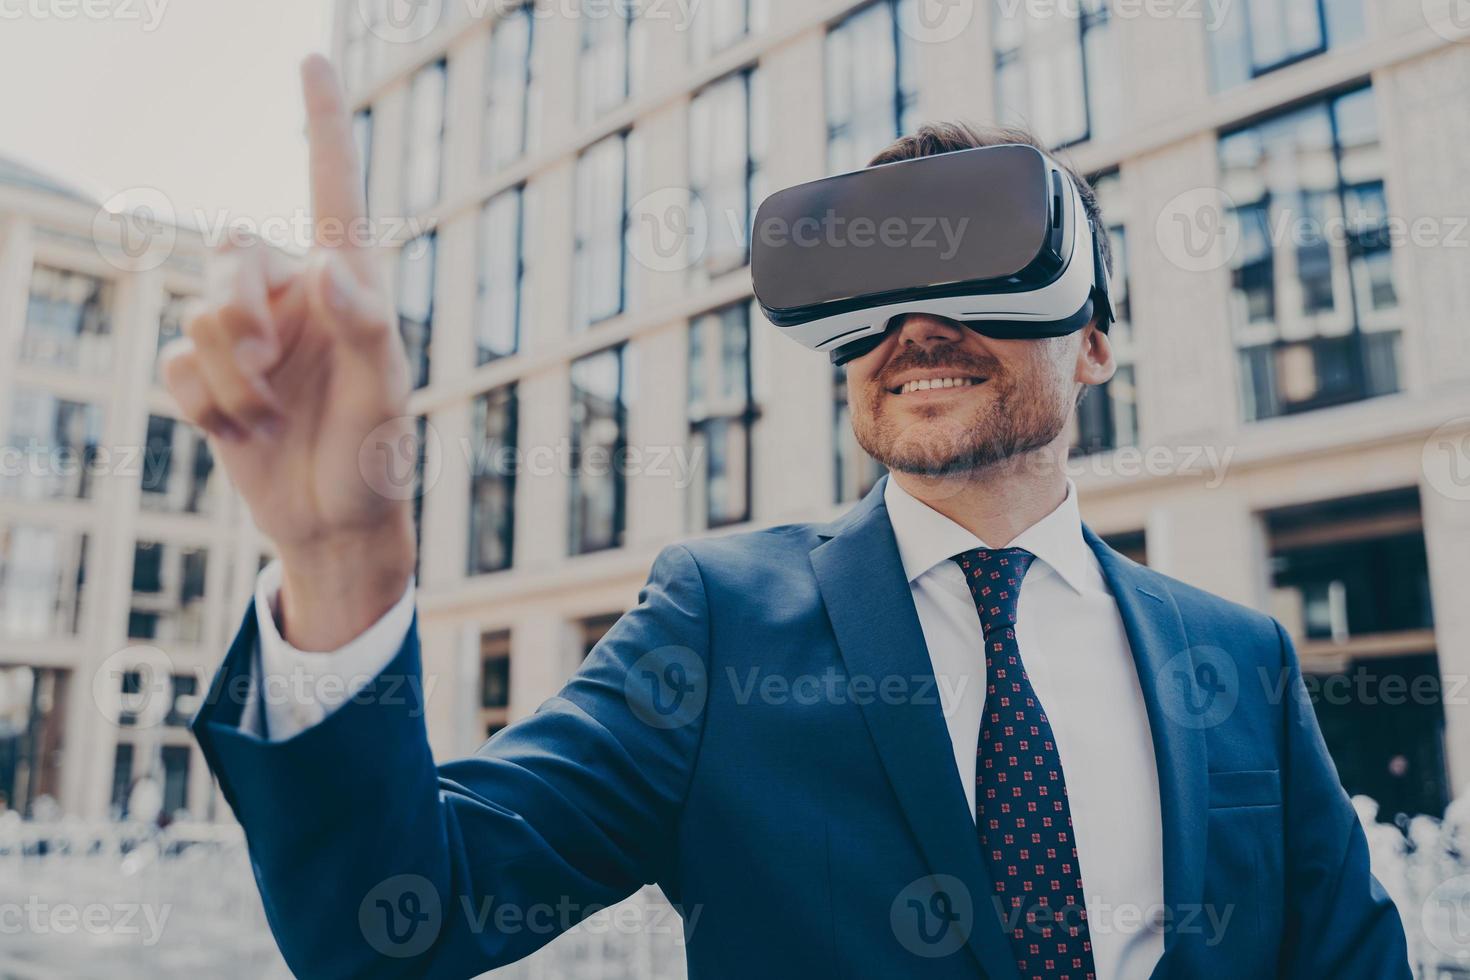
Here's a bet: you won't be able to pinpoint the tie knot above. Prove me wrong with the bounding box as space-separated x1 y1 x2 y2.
952 547 1035 632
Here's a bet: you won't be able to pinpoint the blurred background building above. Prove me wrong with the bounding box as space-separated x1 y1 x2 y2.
1 0 1468 841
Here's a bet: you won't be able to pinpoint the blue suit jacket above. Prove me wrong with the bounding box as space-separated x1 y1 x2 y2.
194 478 1410 979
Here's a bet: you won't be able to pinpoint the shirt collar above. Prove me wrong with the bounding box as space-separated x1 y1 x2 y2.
882 475 1095 595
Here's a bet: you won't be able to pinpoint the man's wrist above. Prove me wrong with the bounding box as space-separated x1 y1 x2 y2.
276 520 416 652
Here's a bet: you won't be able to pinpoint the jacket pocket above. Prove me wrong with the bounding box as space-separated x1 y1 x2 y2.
1208 768 1282 809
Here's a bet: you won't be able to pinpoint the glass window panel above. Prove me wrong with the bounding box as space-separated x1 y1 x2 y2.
574 134 628 329
154 293 191 381
579 0 630 122
477 188 524 364
570 347 628 554
22 266 114 374
0 527 88 639
128 542 208 645
689 305 754 529
139 415 217 515
403 60 446 215
690 71 756 279
469 385 518 575
398 234 437 388
2 390 104 501
484 7 534 172
1220 87 1398 420
826 1 903 173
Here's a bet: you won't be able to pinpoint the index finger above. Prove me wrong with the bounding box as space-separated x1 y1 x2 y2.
301 54 369 270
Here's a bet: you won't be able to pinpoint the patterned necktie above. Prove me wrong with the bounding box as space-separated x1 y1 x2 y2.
953 547 1097 980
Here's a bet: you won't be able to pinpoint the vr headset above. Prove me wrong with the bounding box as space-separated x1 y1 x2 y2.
750 143 1114 365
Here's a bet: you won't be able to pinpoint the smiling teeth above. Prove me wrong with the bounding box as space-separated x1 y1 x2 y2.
899 377 977 394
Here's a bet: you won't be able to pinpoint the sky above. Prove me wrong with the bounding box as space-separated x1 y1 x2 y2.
0 0 334 225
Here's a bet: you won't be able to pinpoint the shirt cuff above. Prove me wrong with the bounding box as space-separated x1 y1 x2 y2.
243 559 416 742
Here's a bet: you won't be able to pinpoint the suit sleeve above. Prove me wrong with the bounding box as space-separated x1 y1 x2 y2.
192 544 711 979
1272 619 1412 979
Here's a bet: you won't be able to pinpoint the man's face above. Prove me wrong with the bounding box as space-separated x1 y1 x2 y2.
845 314 1100 477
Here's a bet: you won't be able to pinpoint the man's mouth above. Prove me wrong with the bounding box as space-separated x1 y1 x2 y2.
887 375 986 396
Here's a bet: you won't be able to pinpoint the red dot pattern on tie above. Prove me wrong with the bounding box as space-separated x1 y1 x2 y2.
954 547 1097 980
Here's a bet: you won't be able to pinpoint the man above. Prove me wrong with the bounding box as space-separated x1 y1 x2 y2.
172 58 1410 979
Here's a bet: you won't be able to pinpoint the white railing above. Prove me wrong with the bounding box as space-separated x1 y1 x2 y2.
0 796 1466 979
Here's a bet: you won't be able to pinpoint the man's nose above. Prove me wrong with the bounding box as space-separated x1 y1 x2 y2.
890 314 967 347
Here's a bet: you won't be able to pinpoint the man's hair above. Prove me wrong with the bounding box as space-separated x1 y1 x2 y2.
866 121 1113 280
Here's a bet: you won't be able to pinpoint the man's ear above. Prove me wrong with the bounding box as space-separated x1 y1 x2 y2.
1075 322 1117 387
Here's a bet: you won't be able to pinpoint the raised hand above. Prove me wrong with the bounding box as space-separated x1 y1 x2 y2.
161 55 417 651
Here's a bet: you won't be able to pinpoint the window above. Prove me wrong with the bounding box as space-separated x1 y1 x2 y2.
353 107 373 210
1265 489 1445 819
1220 87 1399 421
484 5 535 171
579 0 632 122
1073 171 1137 455
825 0 920 173
481 630 511 709
691 0 761 60
155 293 190 381
689 304 756 529
343 0 386 92
570 346 630 554
403 59 447 215
110 742 134 816
140 415 216 515
992 0 1120 149
689 68 766 280
161 744 191 817
573 134 629 330
0 527 88 640
580 612 623 659
128 542 208 645
1102 530 1147 566
1210 0 1366 89
477 188 527 364
833 365 886 504
165 674 199 728
469 386 518 575
2 390 103 501
398 233 437 389
23 265 114 374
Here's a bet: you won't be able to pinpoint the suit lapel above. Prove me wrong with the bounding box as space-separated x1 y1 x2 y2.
811 480 1022 980
1082 526 1209 968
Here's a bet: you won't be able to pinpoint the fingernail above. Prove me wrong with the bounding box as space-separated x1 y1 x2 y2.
234 338 277 374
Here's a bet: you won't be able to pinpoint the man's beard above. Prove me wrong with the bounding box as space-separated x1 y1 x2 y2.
850 345 1071 478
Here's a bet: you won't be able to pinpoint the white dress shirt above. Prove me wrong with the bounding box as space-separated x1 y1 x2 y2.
249 478 1165 977
883 477 1165 979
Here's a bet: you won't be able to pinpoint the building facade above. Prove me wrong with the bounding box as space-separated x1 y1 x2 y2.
328 0 1470 823
0 162 263 822
3 0 1467 827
